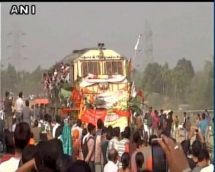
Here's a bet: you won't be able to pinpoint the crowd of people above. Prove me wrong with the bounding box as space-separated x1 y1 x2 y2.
42 62 71 99
140 108 212 146
0 91 214 172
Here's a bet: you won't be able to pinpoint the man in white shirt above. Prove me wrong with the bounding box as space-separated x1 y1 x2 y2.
104 148 118 172
107 127 120 160
15 92 25 123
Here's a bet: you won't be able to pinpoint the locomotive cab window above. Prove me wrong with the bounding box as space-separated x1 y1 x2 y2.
81 61 100 77
104 61 123 75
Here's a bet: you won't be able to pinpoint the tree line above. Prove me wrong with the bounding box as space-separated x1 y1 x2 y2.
0 57 213 110
0 64 44 98
133 58 213 110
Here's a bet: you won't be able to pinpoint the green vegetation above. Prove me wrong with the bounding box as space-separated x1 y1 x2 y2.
134 58 213 110
0 57 213 111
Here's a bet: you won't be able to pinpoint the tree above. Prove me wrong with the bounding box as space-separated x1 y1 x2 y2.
161 62 173 97
187 60 213 109
142 63 163 94
172 58 195 103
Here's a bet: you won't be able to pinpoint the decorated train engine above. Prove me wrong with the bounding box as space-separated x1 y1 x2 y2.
70 44 132 130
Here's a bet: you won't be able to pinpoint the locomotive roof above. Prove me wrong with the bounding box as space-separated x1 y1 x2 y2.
61 47 128 63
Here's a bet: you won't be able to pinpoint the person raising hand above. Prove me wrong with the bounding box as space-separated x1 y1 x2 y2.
158 135 191 172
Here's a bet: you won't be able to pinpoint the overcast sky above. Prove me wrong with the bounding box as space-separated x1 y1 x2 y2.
1 2 213 72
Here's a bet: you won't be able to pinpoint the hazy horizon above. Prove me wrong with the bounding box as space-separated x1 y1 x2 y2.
1 2 213 72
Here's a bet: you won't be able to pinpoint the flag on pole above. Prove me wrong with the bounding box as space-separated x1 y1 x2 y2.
134 34 142 51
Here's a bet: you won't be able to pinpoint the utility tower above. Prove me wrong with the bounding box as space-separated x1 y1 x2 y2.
6 30 27 71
